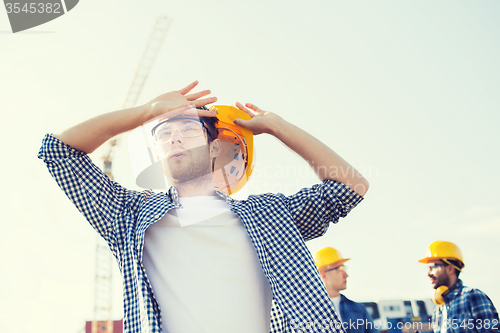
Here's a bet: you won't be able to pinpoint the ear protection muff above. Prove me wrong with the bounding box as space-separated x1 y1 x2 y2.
433 285 450 305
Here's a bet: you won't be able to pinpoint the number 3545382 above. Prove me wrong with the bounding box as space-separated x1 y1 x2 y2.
5 2 62 14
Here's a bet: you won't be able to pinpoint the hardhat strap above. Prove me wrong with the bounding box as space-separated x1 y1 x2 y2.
442 258 462 272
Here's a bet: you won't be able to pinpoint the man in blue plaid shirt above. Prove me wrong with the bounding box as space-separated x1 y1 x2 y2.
419 241 499 333
315 247 379 333
38 81 369 333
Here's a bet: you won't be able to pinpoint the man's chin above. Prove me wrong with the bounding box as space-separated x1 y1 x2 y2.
165 153 213 184
169 167 213 184
170 172 204 184
432 282 443 289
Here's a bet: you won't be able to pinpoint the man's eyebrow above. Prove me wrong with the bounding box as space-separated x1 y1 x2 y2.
164 120 199 126
154 119 201 134
156 123 171 130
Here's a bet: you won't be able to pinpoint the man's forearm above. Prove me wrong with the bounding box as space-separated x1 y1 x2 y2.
271 118 369 196
54 104 150 154
53 81 217 154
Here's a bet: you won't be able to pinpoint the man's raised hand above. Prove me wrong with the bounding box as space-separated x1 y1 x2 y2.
147 81 218 119
233 102 283 135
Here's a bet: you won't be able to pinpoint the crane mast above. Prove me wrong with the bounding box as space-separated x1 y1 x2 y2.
90 16 170 333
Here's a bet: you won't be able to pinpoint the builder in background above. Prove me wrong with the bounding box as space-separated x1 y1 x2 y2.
315 247 379 333
419 240 499 333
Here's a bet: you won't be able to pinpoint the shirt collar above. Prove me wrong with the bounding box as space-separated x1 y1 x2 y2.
215 190 234 202
167 186 181 208
167 186 234 207
443 279 463 302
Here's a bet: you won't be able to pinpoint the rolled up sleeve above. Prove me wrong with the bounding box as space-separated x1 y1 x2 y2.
37 134 142 251
286 180 364 241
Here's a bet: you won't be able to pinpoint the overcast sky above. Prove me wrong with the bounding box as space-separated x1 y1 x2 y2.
1 1 499 332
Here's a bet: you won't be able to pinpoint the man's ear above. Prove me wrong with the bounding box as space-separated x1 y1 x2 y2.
445 264 455 276
210 139 222 158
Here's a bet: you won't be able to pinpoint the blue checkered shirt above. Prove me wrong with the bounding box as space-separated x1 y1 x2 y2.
38 134 364 333
432 279 499 333
338 295 379 333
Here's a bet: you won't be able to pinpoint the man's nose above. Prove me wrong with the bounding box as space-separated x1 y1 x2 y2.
169 129 184 143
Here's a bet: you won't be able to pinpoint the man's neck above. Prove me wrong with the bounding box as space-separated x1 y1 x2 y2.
173 175 216 197
447 275 458 289
328 289 341 298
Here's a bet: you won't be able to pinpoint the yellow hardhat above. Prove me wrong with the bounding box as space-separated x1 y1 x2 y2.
211 105 254 195
418 240 465 269
315 247 350 270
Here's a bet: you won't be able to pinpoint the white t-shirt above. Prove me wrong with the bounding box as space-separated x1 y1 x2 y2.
143 195 272 333
441 305 448 333
330 295 342 323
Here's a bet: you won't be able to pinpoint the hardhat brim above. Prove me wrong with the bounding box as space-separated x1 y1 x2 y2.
317 258 350 270
418 256 465 268
212 105 254 195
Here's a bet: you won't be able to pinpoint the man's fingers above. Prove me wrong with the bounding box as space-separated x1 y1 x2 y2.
235 101 248 111
196 109 218 117
185 89 212 101
191 96 218 108
235 102 255 117
178 80 199 95
245 103 262 113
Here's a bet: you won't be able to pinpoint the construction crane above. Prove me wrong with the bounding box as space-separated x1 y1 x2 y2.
89 16 171 333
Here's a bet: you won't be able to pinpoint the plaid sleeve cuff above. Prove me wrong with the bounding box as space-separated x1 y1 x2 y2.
322 179 364 215
37 133 86 162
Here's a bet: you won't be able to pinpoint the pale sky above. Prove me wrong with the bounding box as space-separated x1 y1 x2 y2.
1 1 499 332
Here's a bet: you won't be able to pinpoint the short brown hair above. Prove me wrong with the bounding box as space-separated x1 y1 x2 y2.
198 106 219 143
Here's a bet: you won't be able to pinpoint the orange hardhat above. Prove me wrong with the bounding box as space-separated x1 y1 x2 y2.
212 105 254 195
418 240 465 269
315 247 350 270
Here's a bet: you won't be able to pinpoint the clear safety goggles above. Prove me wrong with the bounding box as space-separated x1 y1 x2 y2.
427 263 446 271
151 118 208 145
324 265 346 273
